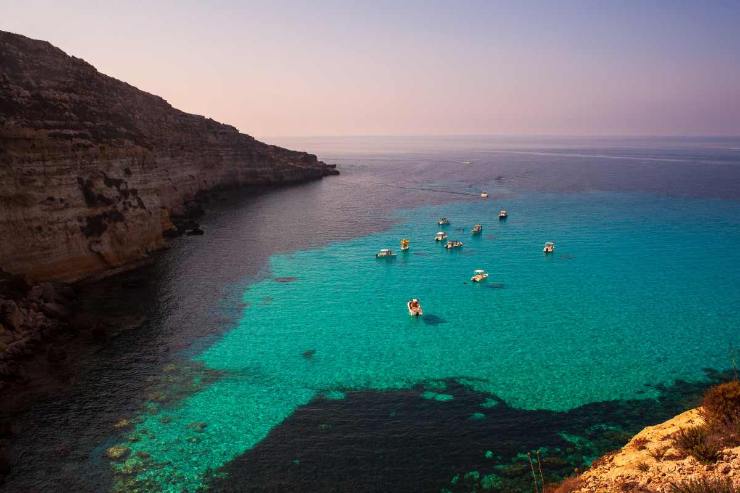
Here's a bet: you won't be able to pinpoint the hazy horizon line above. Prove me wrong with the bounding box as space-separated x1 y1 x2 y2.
261 133 740 140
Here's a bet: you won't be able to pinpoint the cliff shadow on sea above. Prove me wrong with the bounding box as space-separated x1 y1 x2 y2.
203 369 736 493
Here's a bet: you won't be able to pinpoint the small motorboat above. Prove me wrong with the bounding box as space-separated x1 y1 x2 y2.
438 217 450 226
400 239 410 251
462 160 472 165
471 269 489 282
434 231 448 242
498 210 508 220
472 224 483 235
376 248 396 258
480 192 489 199
543 242 555 254
407 298 423 316
445 240 464 250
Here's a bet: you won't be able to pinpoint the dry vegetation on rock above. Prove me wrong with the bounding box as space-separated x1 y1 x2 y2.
551 381 740 492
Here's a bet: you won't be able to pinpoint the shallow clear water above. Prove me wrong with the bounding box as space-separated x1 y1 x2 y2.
3 137 740 493
119 194 740 490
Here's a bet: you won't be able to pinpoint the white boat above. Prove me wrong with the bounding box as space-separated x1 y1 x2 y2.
407 298 423 316
472 224 483 234
498 210 508 220
480 192 489 198
435 231 448 241
376 248 396 258
543 242 555 254
462 160 472 165
438 217 450 225
445 240 464 249
400 239 410 251
471 269 489 283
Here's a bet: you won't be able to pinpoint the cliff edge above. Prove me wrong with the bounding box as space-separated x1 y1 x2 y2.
563 408 739 492
0 30 337 282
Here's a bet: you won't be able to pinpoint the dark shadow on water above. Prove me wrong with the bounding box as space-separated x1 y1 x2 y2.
206 368 735 493
301 349 316 360
273 277 298 283
485 283 506 289
421 314 447 326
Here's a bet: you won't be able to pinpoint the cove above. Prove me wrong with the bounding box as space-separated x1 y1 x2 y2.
109 191 740 492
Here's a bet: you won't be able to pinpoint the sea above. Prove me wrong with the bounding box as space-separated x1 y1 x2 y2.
2 136 740 493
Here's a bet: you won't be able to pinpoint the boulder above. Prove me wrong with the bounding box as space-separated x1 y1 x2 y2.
0 301 24 331
187 421 208 432
106 445 130 461
40 302 69 320
113 419 131 430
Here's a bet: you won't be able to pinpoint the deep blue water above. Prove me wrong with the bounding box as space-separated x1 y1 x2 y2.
2 136 740 493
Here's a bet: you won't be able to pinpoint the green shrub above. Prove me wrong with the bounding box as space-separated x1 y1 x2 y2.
673 425 721 463
669 477 736 493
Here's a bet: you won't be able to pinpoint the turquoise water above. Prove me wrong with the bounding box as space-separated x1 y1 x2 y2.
112 191 740 491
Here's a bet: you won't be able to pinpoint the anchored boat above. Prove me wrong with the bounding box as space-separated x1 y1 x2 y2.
445 240 464 250
498 210 508 220
438 217 450 226
472 224 483 235
543 242 555 254
471 269 489 282
400 239 410 251
435 231 448 242
376 248 397 258
407 298 423 316
480 192 489 198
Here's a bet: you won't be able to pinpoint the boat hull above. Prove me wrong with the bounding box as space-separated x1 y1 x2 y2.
407 302 423 316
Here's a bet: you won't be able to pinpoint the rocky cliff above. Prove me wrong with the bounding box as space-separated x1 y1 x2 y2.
0 30 337 282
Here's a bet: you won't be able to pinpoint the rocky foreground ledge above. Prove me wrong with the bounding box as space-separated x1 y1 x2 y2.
566 409 739 492
0 30 337 283
552 383 740 493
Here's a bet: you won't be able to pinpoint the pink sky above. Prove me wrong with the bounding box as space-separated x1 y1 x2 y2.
2 0 740 138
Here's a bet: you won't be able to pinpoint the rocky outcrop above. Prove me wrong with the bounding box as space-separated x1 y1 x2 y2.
0 269 78 388
0 30 337 282
565 409 740 492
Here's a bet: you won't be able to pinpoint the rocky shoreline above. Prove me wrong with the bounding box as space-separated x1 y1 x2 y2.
0 28 339 403
0 271 77 385
0 30 339 484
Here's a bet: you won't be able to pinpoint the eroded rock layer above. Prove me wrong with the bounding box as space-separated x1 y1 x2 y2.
0 30 337 282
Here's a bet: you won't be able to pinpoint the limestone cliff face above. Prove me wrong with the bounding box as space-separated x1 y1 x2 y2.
0 30 337 282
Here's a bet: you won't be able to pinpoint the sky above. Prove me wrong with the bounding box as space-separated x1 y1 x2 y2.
2 0 740 138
